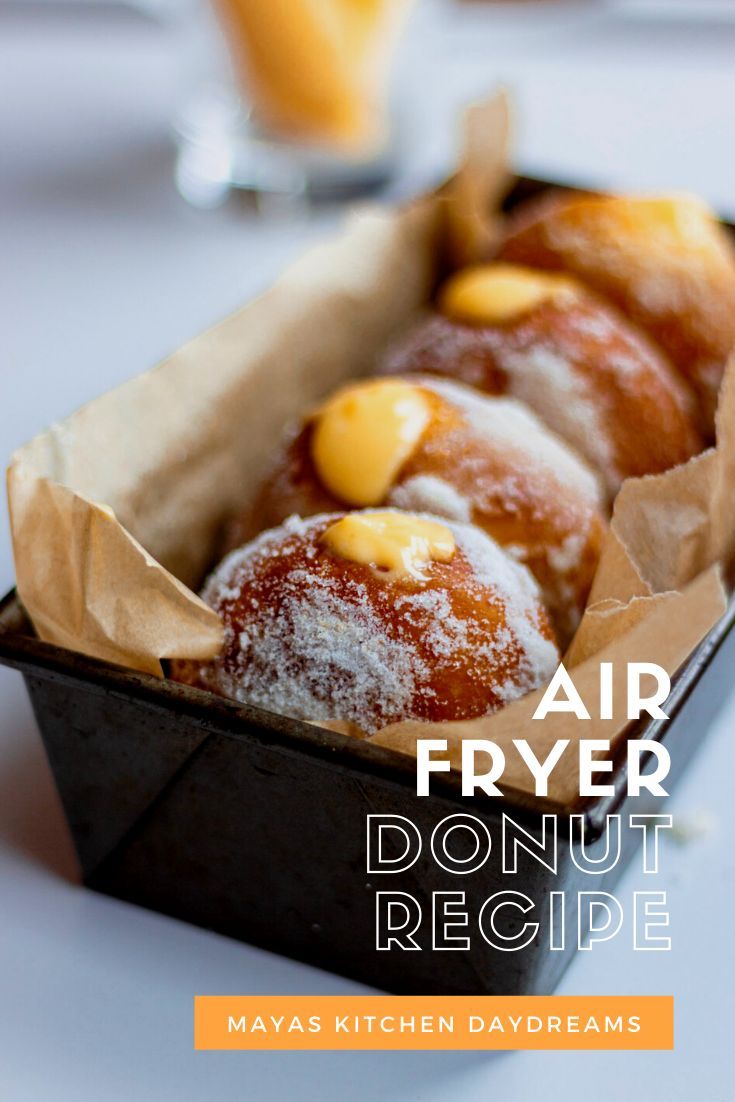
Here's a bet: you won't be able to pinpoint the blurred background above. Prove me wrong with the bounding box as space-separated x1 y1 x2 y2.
4 0 735 479
4 1 735 450
2 2 735 1100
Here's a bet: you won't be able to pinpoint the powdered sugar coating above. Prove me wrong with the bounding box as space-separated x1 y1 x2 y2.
381 291 701 498
417 376 602 506
382 376 606 641
493 344 617 487
543 196 722 318
243 371 608 644
174 511 559 735
498 191 735 427
390 474 472 523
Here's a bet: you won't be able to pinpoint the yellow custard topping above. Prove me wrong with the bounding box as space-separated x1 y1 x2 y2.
586 194 717 250
311 379 430 506
322 511 455 581
439 263 580 325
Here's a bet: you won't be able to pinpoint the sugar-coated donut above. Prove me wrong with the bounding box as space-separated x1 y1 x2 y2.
497 191 735 430
236 377 606 642
380 265 702 498
171 511 559 734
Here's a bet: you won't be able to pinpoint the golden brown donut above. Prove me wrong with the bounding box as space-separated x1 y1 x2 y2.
171 511 559 734
497 191 735 430
380 263 702 499
237 377 606 643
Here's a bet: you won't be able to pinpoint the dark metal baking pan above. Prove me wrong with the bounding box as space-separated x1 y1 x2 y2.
1 588 732 997
2 176 733 994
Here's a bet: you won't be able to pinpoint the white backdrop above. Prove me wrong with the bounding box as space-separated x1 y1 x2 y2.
2 3 734 1098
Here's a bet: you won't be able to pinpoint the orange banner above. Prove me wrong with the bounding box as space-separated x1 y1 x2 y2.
194 995 673 1050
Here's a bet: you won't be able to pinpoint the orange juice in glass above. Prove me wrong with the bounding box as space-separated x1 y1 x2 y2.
175 0 414 204
215 0 412 157
168 0 409 207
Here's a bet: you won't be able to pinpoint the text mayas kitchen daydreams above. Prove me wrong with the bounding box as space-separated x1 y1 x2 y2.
370 662 675 953
227 1011 643 1038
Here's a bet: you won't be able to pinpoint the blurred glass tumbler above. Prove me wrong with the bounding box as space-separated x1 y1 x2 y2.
175 0 413 206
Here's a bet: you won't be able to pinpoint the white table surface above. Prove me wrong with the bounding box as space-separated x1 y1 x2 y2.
1 3 734 1099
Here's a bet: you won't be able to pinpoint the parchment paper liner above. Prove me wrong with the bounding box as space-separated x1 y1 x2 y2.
6 92 731 803
7 199 441 675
